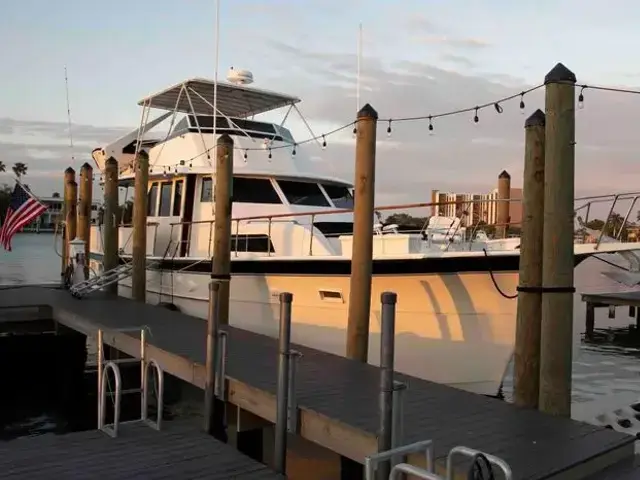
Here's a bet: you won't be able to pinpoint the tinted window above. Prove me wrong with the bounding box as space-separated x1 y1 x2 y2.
148 183 158 216
173 180 183 216
233 234 274 253
321 184 354 208
234 177 281 204
201 177 281 204
277 180 330 207
201 177 213 202
158 182 173 216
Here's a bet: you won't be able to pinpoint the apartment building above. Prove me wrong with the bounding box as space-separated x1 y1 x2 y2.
430 187 523 227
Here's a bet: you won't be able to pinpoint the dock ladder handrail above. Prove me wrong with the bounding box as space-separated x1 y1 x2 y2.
97 327 165 438
365 441 513 480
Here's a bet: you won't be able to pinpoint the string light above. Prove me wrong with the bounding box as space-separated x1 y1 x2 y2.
87 80 640 175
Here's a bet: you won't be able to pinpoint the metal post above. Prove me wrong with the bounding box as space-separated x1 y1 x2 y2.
97 329 103 429
215 330 228 399
287 350 302 434
391 380 407 469
274 292 293 474
378 291 397 480
140 328 146 420
204 280 225 438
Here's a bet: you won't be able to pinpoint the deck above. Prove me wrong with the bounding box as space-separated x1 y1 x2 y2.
0 419 284 479
0 285 637 479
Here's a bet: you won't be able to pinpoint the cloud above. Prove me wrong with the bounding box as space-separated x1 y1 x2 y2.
0 118 130 196
259 41 640 215
3 43 640 222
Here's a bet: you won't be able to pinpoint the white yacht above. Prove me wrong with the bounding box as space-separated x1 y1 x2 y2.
87 70 640 396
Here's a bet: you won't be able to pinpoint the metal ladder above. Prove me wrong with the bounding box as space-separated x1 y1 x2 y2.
70 261 157 298
365 440 513 480
97 327 165 438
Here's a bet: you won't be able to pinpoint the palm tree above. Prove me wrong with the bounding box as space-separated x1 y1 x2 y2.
12 162 27 179
0 161 5 173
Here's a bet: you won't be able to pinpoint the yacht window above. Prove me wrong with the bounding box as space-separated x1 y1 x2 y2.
200 177 282 204
200 177 213 202
321 184 354 209
148 183 159 216
277 180 330 207
158 182 173 217
232 234 274 253
173 180 183 216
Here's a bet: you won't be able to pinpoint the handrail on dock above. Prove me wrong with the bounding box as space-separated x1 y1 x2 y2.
97 327 165 438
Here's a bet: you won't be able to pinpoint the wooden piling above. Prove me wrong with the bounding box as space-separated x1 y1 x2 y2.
132 151 149 302
103 157 119 295
346 104 378 362
585 303 595 339
78 162 93 278
539 63 577 417
496 170 511 239
513 109 546 409
61 167 75 283
64 175 78 283
211 134 234 325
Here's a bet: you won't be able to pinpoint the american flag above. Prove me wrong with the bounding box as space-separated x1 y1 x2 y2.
0 182 47 251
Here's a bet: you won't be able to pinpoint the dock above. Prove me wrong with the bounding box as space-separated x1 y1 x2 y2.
0 419 283 479
1 285 637 479
581 290 640 338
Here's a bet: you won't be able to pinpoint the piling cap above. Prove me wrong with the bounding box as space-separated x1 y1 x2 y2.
357 103 378 120
217 133 234 145
64 166 76 174
525 109 546 128
498 170 511 179
381 291 397 305
105 156 118 167
80 162 93 171
544 63 576 84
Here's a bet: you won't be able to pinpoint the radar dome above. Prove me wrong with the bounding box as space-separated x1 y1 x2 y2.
227 67 254 85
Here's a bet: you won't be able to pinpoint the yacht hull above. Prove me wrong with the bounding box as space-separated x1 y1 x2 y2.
88 254 550 396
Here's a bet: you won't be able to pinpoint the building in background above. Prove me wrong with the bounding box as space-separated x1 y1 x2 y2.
430 180 523 228
22 196 101 233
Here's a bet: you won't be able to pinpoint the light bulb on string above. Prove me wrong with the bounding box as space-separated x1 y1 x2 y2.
387 120 392 137
494 103 503 114
268 148 272 161
428 116 434 136
578 87 585 109
519 93 525 114
321 135 327 150
292 143 297 157
352 126 357 138
473 107 479 124
243 150 248 162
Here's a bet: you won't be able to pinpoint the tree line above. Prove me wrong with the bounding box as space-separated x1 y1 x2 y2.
0 161 29 219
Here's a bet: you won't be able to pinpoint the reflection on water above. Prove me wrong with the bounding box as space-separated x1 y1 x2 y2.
4 234 640 439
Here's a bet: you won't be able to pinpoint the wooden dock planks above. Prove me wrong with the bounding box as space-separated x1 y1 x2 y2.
0 285 636 479
0 420 283 479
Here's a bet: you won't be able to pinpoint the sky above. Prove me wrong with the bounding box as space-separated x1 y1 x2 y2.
1 0 640 215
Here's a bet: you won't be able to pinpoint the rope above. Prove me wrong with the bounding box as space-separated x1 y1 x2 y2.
592 254 632 272
483 249 518 299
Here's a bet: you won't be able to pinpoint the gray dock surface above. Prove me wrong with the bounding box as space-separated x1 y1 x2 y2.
0 419 283 479
0 285 636 479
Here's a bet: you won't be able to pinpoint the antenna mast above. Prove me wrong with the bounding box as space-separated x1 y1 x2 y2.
64 66 75 168
356 22 363 112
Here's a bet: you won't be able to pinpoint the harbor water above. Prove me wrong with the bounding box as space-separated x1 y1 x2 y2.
2 233 640 440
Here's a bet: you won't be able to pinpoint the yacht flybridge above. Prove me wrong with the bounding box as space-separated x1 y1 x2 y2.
87 70 640 396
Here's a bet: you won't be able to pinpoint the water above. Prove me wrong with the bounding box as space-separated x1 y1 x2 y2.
3 234 640 438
